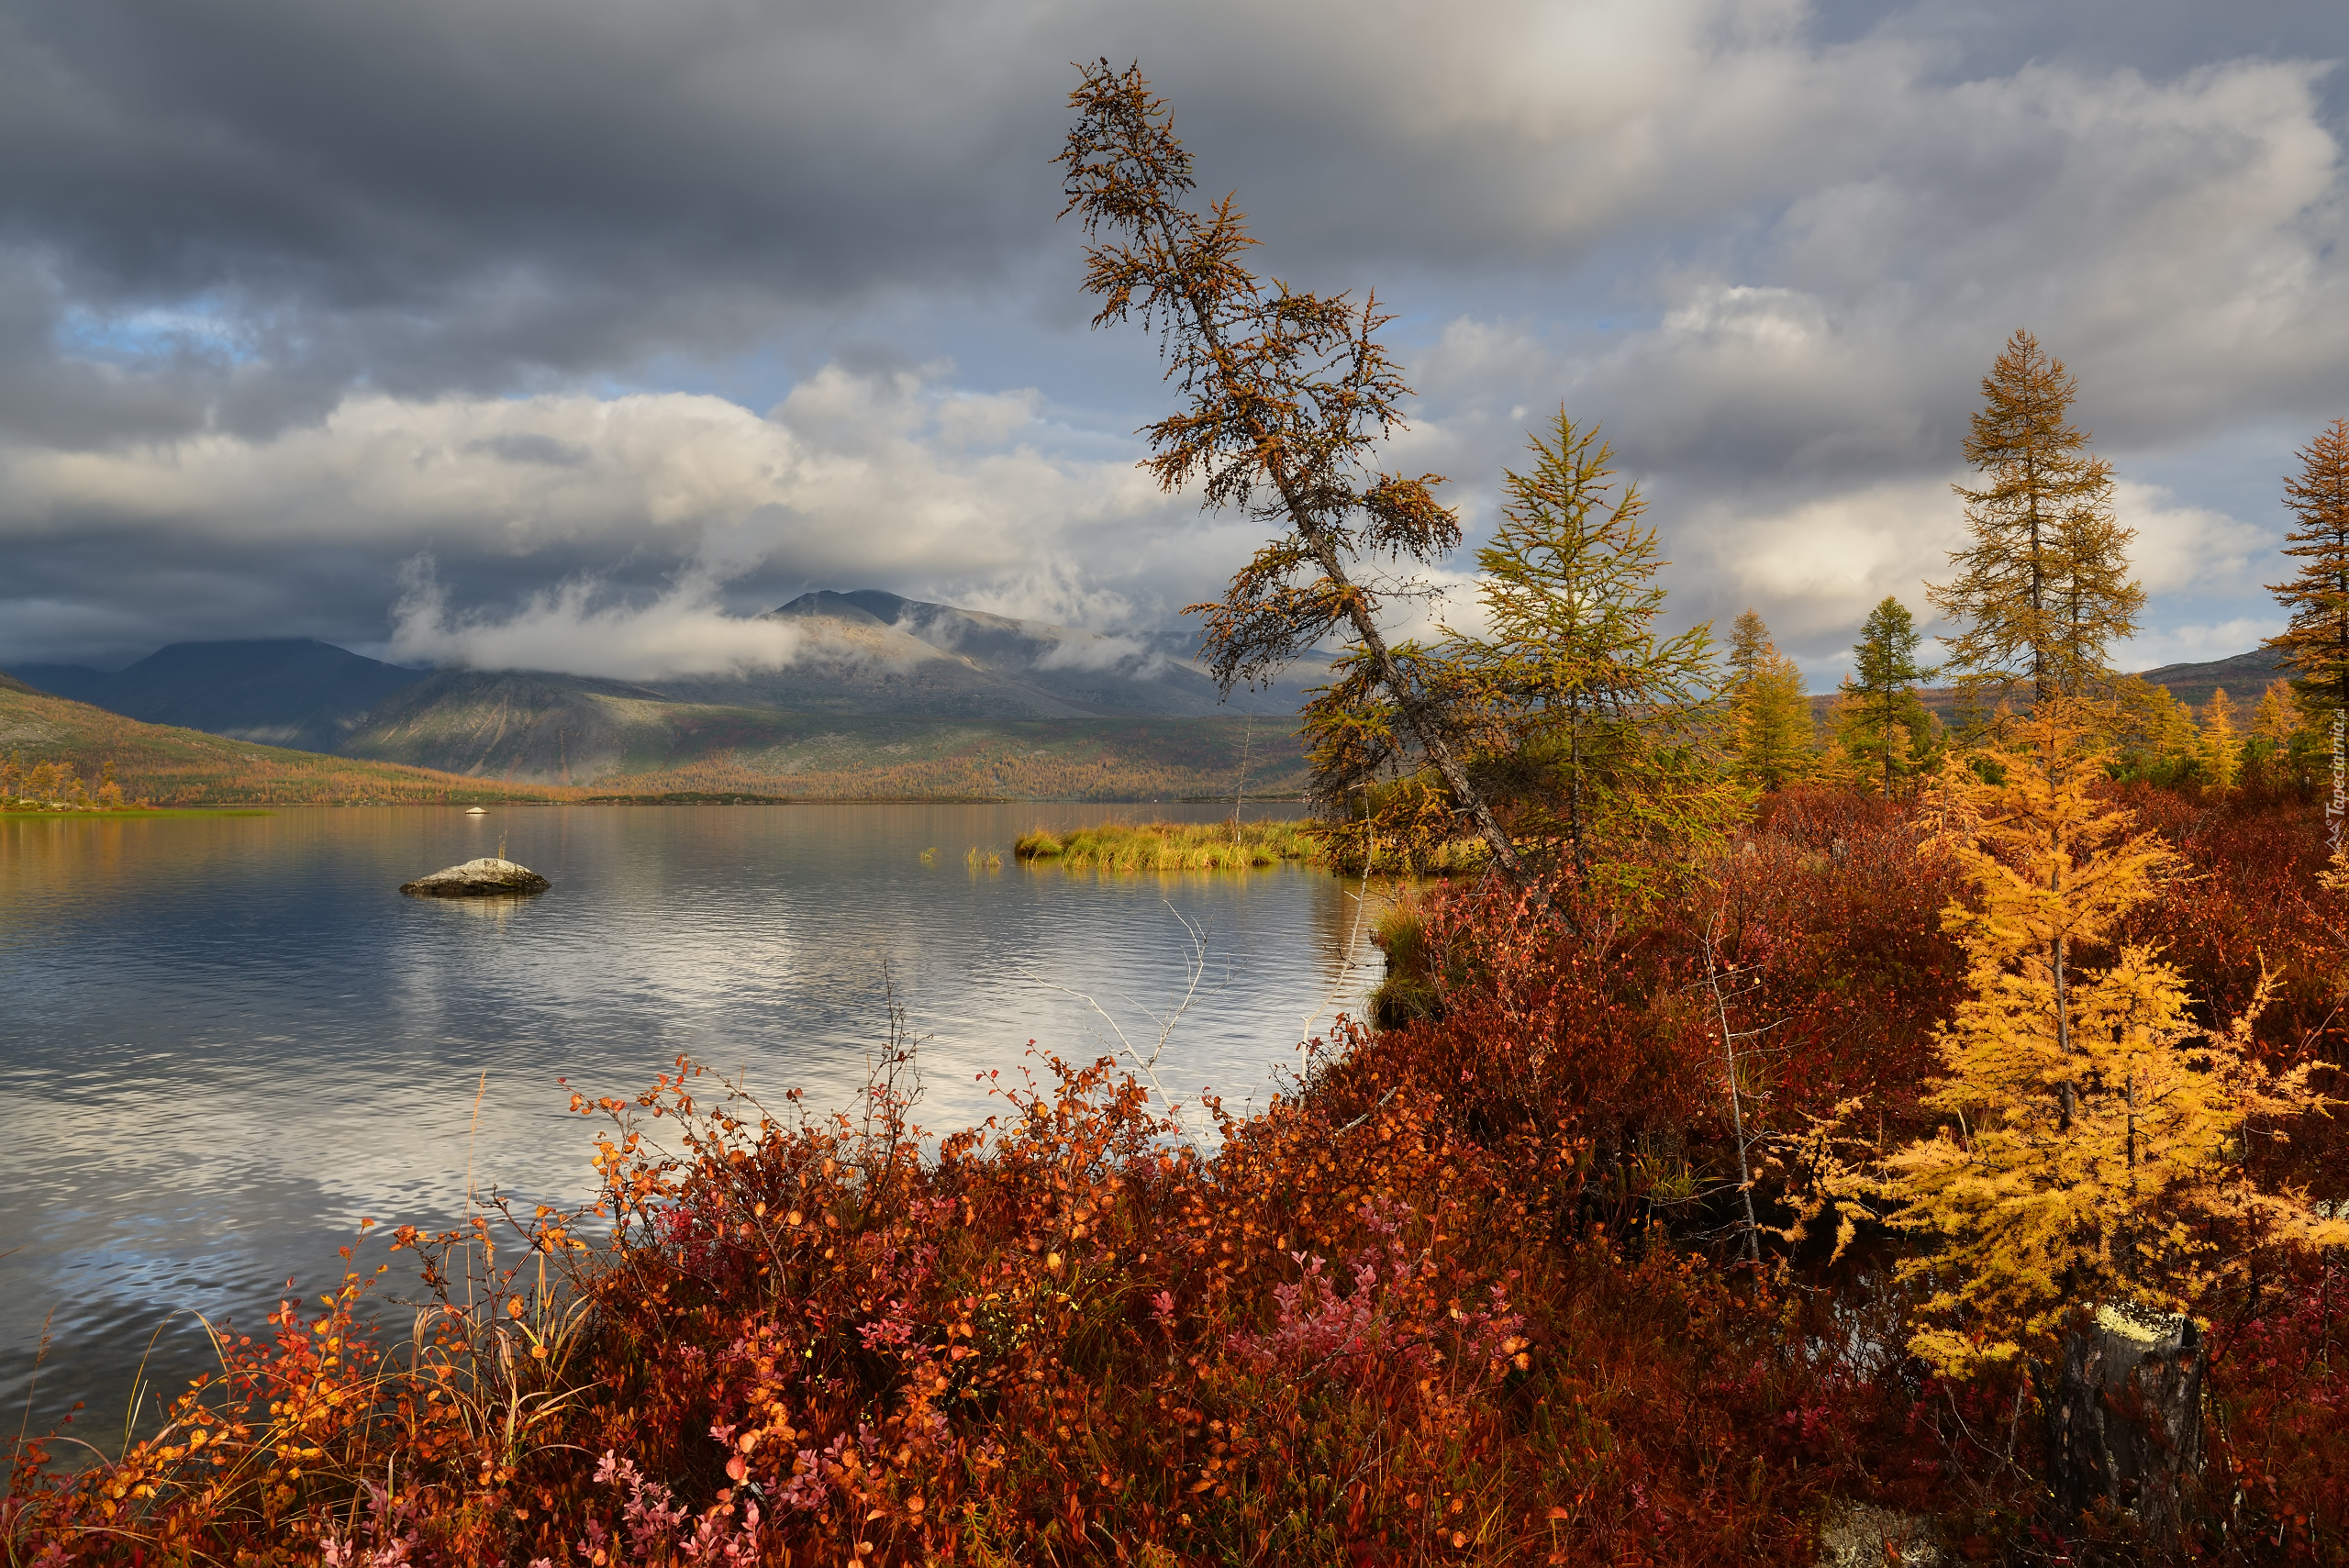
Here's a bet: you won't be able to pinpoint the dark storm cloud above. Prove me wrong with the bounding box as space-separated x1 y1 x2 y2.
0 0 1088 426
2 0 2346 677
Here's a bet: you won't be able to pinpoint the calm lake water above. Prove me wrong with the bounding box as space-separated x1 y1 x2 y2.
0 803 1384 1443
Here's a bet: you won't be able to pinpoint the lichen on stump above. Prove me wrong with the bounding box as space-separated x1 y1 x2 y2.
2049 1304 2205 1540
398 857 551 897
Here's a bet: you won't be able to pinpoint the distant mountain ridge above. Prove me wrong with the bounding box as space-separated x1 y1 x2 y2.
1 592 1310 790
2127 647 2288 710
9 610 2287 794
12 639 429 753
1802 647 2291 729
0 667 1305 803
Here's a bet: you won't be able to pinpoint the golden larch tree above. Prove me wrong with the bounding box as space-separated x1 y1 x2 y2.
2116 678 2199 773
2267 417 2349 718
2198 687 2241 792
2252 677 2301 747
1930 331 2145 707
1884 701 2343 1380
1726 609 1814 793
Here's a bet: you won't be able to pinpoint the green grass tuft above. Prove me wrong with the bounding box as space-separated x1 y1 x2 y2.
1367 887 1443 1027
1014 817 1324 871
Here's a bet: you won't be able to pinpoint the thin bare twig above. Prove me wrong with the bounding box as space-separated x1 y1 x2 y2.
1702 911 1764 1267
1032 900 1222 1131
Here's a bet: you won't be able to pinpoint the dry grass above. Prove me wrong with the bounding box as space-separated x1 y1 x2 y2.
1014 817 1323 871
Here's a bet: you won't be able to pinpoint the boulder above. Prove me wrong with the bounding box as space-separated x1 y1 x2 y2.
399 857 551 897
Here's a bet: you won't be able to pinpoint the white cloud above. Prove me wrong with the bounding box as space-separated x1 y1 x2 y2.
2110 616 2287 674
386 558 809 680
0 361 1207 669
2113 480 2270 596
947 563 1144 636
2 367 1165 565
1679 478 1958 639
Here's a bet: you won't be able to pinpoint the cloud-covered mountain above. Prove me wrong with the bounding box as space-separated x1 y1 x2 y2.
4 592 1310 784
635 590 1261 719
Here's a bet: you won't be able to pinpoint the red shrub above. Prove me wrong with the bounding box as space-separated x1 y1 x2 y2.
9 783 2342 1567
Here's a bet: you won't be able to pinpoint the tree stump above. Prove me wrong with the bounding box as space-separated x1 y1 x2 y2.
2049 1305 2204 1538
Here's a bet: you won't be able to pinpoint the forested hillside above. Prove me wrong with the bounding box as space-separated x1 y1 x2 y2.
0 681 576 806
0 676 1306 804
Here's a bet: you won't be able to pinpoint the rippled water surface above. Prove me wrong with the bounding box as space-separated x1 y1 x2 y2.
1 803 1380 1438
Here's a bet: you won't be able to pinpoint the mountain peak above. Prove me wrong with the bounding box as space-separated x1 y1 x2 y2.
768 590 892 627
838 589 912 624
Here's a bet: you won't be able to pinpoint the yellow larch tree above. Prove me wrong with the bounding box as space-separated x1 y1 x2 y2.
1884 701 2344 1380
2252 677 2301 748
2116 679 2200 774
2198 686 2241 792
1727 608 1815 793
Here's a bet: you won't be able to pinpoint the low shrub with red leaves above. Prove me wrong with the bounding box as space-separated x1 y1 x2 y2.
7 783 2344 1566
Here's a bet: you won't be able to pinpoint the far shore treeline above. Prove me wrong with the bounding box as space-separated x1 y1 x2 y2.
9 63 2349 1568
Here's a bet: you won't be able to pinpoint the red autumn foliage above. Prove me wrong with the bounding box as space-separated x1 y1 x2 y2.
6 782 2344 1565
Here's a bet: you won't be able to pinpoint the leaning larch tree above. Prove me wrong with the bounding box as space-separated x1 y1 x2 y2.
1057 61 1531 887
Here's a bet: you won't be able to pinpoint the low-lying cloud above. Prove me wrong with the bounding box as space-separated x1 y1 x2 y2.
0 362 1190 668
387 560 810 682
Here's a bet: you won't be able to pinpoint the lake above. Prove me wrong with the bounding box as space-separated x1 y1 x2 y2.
0 803 1384 1445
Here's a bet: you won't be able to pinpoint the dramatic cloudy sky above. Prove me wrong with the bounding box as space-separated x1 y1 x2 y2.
3 0 2346 686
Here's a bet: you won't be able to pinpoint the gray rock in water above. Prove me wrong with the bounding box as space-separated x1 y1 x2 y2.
399 856 551 897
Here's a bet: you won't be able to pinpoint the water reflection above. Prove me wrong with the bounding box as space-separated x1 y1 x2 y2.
407 893 536 923
0 803 1389 1441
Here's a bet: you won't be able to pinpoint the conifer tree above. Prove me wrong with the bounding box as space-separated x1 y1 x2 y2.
2243 676 2311 787
1883 703 2344 1380
2252 677 2301 747
2266 417 2349 719
2108 681 2199 781
2150 686 2199 767
1059 61 1529 886
1929 331 2144 706
1811 694 1868 794
1841 595 1938 794
1726 608 1771 701
1440 413 1744 890
1726 609 1813 792
2198 687 2241 792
